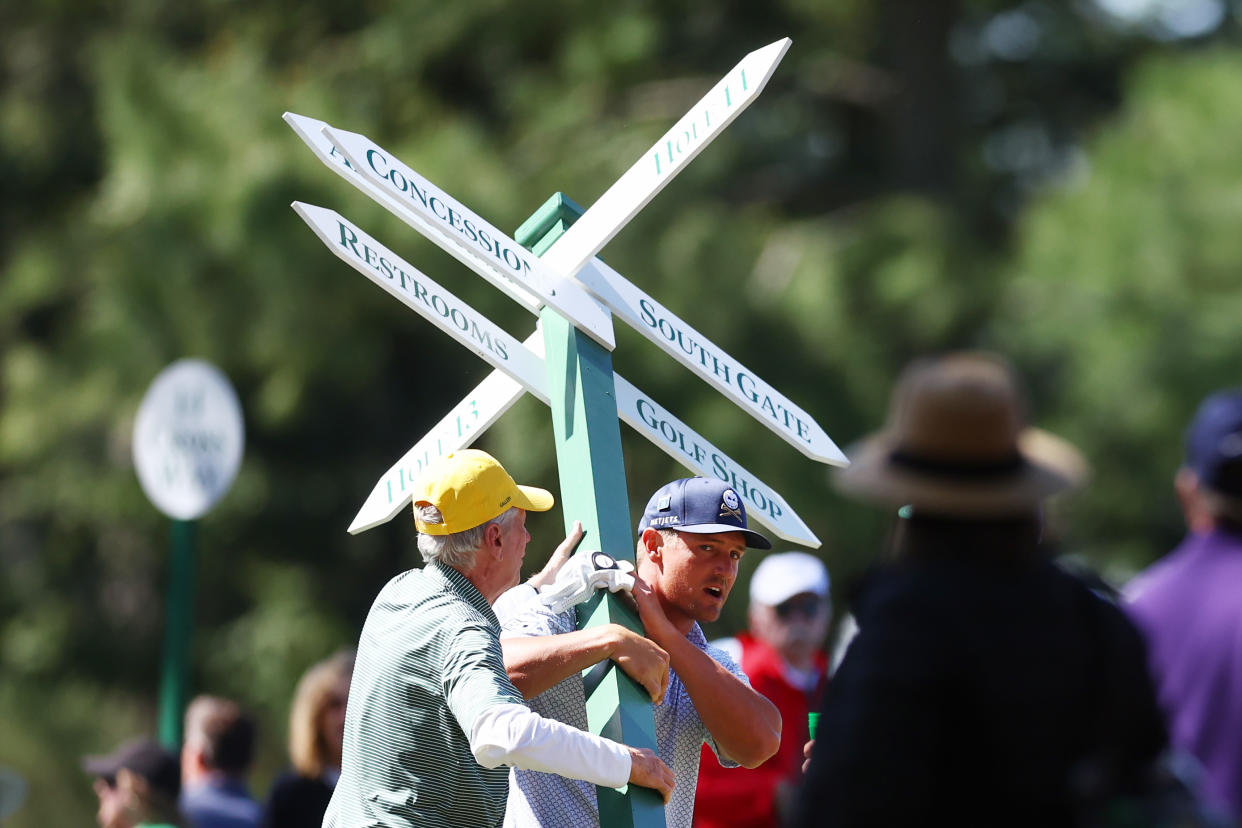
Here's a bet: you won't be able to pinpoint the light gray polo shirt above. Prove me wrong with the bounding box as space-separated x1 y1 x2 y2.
324 561 524 828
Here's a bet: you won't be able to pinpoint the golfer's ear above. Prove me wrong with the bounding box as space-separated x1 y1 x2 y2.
484 521 504 551
640 528 663 562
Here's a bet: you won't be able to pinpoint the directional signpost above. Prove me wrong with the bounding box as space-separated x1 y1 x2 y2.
292 205 819 545
287 37 845 828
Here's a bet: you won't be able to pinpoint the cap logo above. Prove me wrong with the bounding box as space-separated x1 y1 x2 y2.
499 496 512 507
719 489 742 521
649 515 680 526
658 495 672 511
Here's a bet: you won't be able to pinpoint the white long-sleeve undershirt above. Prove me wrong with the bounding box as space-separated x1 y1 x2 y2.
469 702 631 788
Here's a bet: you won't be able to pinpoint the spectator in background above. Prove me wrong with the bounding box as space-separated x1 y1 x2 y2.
83 738 183 828
1126 389 1242 818
0 767 27 826
797 352 1168 826
180 695 260 828
262 650 354 828
695 552 830 828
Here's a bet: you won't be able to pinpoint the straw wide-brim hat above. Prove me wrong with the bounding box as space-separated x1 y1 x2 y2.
835 353 1088 516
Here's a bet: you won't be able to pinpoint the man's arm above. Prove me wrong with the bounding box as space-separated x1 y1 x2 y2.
501 624 670 703
470 703 675 802
632 578 781 768
442 622 674 802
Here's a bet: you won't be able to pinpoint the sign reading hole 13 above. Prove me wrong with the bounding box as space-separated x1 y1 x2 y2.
133 359 245 520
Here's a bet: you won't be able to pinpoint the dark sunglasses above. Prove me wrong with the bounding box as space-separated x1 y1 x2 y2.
774 594 825 621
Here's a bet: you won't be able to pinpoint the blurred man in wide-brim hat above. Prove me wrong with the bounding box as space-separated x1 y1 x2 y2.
796 352 1167 827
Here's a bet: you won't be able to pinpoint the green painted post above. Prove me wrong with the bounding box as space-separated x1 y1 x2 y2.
517 194 666 828
157 518 197 749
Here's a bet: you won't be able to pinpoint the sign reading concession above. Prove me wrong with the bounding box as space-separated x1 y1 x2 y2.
293 202 548 399
575 258 846 466
538 38 791 281
283 113 540 315
324 125 616 350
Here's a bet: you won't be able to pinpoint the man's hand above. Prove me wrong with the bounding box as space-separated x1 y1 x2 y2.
527 521 585 590
606 625 670 704
802 738 815 773
630 574 677 646
626 747 675 803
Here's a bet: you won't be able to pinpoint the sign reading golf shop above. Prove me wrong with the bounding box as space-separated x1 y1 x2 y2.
133 360 245 520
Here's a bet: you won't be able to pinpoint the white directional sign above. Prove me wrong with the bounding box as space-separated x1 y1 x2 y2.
576 257 847 466
294 38 825 547
612 375 818 546
347 333 540 534
133 359 245 521
342 328 820 546
293 203 549 401
284 112 543 314
284 107 841 466
539 38 792 281
323 125 617 350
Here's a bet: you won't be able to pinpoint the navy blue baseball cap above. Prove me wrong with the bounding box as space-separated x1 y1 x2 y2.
1186 389 1242 499
638 477 771 549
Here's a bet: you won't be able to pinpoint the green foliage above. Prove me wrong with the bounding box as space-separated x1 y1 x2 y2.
991 48 1242 574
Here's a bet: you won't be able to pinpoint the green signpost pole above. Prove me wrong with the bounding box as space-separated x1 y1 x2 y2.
518 194 666 828
157 518 198 749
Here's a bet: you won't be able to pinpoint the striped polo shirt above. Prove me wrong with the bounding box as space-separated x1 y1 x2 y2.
323 561 525 828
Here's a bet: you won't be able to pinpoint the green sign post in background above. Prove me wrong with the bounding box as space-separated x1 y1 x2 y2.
133 359 245 748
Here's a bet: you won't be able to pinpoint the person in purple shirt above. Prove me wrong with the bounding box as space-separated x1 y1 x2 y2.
1126 388 1242 819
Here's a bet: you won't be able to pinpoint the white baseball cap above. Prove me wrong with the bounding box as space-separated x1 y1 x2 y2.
749 551 829 607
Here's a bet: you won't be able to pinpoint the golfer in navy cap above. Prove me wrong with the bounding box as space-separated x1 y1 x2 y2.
499 477 780 828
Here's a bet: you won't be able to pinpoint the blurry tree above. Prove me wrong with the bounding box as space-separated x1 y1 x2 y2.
989 47 1242 576
1 0 1239 824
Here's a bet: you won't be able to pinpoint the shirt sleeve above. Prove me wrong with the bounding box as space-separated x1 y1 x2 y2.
701 642 751 768
499 599 576 639
442 621 526 737
469 702 632 788
493 584 539 626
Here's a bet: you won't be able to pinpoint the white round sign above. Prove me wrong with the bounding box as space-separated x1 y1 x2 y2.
133 359 245 520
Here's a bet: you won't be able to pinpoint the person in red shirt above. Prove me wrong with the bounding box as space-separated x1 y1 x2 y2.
694 552 830 828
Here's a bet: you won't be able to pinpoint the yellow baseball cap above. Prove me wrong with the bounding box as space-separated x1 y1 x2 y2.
412 449 554 535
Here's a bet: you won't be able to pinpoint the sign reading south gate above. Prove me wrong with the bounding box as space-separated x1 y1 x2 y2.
575 257 846 466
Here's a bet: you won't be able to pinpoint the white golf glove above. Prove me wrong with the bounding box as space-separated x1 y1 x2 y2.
538 550 636 615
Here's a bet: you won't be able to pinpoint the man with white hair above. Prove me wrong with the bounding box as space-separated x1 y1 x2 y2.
694 552 831 828
322 450 673 828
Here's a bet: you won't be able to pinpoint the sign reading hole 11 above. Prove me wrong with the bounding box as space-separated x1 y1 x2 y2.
133 359 245 521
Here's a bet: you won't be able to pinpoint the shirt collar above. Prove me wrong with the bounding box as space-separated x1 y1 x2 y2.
427 561 500 630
